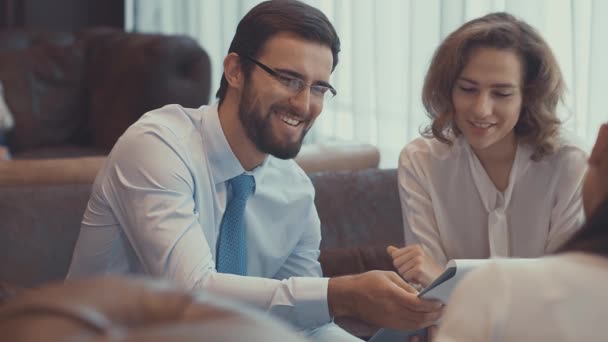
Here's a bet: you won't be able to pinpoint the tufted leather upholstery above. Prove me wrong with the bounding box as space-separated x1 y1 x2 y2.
0 28 211 158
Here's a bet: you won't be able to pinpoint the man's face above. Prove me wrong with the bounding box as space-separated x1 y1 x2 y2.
237 33 334 159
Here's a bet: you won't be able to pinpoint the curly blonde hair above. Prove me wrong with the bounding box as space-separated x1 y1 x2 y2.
421 12 564 160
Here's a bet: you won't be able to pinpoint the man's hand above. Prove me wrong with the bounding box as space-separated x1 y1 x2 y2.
387 245 443 288
327 270 443 331
410 325 438 342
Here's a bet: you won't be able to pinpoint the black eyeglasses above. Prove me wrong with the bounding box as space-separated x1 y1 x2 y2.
241 55 337 101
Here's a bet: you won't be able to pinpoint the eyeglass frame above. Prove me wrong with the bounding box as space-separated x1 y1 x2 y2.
240 55 337 100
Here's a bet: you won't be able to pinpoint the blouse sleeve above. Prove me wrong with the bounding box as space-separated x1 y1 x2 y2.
398 145 449 265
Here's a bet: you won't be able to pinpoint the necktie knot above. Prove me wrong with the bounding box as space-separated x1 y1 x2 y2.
229 174 255 200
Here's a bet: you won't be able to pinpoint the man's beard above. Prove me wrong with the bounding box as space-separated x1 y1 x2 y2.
238 87 310 160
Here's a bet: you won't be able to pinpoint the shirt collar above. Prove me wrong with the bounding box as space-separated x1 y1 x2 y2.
462 135 534 204
200 102 269 189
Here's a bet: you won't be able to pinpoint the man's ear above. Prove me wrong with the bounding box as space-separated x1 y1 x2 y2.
223 52 244 90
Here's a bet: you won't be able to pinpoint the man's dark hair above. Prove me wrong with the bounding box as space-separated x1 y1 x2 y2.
215 0 340 103
559 197 608 257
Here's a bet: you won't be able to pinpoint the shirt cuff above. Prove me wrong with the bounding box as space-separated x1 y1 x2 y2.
288 276 331 328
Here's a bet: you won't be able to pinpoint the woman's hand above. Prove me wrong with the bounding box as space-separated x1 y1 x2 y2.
387 245 443 288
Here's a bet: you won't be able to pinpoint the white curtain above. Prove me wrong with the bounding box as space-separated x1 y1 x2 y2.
127 0 607 168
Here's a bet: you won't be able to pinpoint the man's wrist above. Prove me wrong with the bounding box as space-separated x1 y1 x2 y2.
327 275 357 318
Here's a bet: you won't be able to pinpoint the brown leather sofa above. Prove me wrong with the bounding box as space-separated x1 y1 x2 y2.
0 27 401 339
0 28 211 159
0 163 401 339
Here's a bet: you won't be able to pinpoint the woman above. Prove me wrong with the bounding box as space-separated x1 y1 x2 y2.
389 12 587 287
434 123 608 341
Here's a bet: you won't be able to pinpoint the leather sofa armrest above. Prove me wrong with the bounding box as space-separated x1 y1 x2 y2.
0 141 380 186
0 157 105 186
295 141 380 173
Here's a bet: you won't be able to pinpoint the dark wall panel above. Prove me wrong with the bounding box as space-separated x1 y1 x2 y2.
1 0 124 31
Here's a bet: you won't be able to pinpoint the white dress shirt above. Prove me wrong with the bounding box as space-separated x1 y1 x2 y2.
398 137 586 266
67 103 348 336
435 252 608 342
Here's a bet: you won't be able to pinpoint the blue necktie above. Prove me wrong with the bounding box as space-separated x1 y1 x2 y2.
216 174 255 275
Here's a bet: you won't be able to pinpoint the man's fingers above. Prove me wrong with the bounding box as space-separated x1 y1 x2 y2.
388 274 443 313
385 300 443 331
410 326 439 342
415 299 444 315
405 309 443 329
364 272 444 331
389 272 419 294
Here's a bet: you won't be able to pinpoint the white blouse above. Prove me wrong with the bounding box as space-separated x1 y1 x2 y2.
398 137 587 266
435 253 608 342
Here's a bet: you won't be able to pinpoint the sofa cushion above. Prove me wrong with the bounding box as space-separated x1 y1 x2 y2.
0 184 91 287
309 168 404 250
296 141 380 173
0 41 88 152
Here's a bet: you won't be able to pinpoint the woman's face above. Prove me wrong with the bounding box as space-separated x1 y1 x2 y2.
452 47 524 156
583 124 608 218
